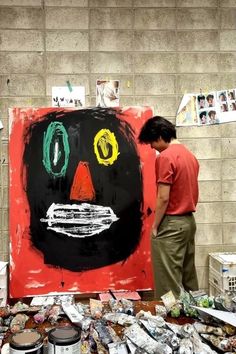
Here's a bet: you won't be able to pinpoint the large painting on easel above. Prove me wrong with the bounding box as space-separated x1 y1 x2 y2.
9 107 156 297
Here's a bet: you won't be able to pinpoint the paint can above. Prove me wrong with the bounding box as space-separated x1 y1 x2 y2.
48 326 81 354
9 329 43 354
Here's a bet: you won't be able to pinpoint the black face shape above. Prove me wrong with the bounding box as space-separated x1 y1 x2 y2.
23 108 143 271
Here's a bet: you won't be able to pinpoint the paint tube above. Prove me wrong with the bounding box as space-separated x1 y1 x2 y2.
135 310 166 327
10 301 29 314
94 320 114 348
10 313 29 333
200 334 231 352
155 305 167 318
33 305 51 324
124 323 172 354
108 341 129 354
47 305 61 324
103 312 136 326
90 299 104 319
178 338 194 354
194 322 224 336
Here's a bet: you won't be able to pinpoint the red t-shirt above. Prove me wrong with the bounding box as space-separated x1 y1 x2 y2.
155 144 199 215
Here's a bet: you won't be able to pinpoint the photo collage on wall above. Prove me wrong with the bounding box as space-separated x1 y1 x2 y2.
176 88 236 126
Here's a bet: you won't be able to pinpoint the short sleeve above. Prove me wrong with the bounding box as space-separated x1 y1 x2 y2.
155 154 174 184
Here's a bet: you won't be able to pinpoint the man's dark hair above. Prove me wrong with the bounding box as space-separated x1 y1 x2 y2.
138 116 177 144
199 111 207 119
197 95 205 102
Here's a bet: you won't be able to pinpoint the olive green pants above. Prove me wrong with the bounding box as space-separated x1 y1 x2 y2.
151 214 199 300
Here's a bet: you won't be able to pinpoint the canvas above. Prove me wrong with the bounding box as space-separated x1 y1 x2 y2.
9 106 155 297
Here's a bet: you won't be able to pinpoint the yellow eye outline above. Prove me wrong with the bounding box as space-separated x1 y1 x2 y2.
93 129 119 166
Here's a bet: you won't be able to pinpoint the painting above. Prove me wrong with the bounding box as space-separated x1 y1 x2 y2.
9 107 156 298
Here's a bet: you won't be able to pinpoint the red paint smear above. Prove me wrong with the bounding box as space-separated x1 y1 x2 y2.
70 161 95 201
9 107 156 298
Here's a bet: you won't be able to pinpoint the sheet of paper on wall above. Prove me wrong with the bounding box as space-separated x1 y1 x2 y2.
52 86 85 108
176 88 236 126
0 119 3 129
0 262 8 307
96 80 120 107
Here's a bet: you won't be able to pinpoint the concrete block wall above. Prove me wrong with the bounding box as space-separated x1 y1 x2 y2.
1 0 236 294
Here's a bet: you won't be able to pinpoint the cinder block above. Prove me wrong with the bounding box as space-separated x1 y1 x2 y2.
222 138 236 158
1 209 8 231
176 74 220 94
223 202 236 222
90 52 132 73
0 30 43 51
0 53 43 74
199 181 221 202
45 0 88 6
134 30 176 51
46 74 89 95
134 74 175 95
134 53 177 73
1 165 8 187
134 9 175 29
196 266 209 290
133 0 175 6
223 223 236 244
198 160 221 181
177 9 218 29
177 0 217 6
46 8 88 29
90 30 132 51
46 31 88 51
0 75 44 96
219 73 236 90
196 224 223 245
219 53 236 72
0 142 8 165
177 30 218 51
46 53 89 74
220 0 236 6
195 245 224 267
180 138 221 159
220 121 236 137
89 0 132 7
222 160 236 180
195 202 222 223
0 0 41 5
220 30 236 50
223 181 236 201
8 97 47 109
0 188 8 209
177 125 221 139
90 74 133 95
134 96 177 117
0 8 43 29
178 53 219 73
90 8 132 29
221 9 236 29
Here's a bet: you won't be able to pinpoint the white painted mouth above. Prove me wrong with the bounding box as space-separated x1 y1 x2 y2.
40 202 119 238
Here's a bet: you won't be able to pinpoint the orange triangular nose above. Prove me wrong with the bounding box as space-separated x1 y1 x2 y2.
70 161 95 201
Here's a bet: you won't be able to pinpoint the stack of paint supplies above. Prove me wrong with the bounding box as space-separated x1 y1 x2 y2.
1 291 236 353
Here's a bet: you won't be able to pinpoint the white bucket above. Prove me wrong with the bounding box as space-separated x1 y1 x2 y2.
9 329 43 354
48 326 81 354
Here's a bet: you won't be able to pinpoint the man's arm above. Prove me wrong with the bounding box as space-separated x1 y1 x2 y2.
152 183 170 237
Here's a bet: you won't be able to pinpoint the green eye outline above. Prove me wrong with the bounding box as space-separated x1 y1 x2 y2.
43 121 70 177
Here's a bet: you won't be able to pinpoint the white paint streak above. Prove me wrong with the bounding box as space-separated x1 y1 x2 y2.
40 203 119 238
25 281 47 288
53 141 59 166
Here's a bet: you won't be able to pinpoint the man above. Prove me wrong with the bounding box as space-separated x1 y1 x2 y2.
138 116 199 299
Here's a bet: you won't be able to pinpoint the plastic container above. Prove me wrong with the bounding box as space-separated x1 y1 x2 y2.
48 326 81 354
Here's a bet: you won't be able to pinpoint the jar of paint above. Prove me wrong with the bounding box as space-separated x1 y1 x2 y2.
48 326 81 354
9 329 43 354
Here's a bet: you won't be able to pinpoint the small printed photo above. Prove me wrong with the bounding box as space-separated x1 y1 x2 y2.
206 93 215 108
218 91 227 102
220 103 228 112
197 94 206 109
207 110 219 124
227 90 235 101
96 80 120 108
199 111 207 125
229 101 236 111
